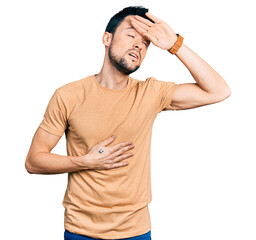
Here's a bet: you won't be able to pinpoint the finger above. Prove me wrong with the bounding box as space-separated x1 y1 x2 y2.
113 152 133 163
110 144 134 158
101 135 116 146
132 15 155 27
130 20 149 36
141 32 158 45
130 19 151 32
145 12 162 24
110 161 129 169
110 141 133 153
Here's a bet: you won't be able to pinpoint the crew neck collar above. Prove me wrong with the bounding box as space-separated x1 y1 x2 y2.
92 74 132 93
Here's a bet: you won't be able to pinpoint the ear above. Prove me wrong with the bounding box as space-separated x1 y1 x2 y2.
102 32 113 47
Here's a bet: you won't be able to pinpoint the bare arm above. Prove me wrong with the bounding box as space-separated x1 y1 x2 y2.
25 127 134 174
25 127 88 174
130 13 231 110
170 43 231 110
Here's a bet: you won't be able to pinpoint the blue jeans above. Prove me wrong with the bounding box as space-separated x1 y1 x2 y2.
64 229 151 240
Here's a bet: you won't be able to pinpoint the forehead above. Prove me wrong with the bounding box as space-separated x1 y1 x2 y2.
115 15 150 43
116 15 137 33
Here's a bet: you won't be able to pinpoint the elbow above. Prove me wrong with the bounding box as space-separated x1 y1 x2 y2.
224 85 231 99
222 79 232 99
25 156 35 174
25 161 33 174
214 84 231 102
212 77 231 101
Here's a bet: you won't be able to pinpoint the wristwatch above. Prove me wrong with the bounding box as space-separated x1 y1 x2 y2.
168 34 184 55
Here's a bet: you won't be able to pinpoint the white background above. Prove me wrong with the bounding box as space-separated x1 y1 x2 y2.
1 0 255 239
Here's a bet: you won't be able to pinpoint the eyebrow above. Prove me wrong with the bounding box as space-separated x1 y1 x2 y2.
125 26 135 30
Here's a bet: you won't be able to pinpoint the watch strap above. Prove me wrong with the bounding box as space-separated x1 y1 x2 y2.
168 34 184 55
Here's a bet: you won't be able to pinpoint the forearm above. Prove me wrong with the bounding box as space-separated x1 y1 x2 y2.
175 43 230 95
25 152 89 174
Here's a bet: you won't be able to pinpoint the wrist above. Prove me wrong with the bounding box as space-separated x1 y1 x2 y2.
168 34 178 49
168 34 184 55
70 155 91 170
174 42 185 58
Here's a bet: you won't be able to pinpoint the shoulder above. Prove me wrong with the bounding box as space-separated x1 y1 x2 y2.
53 75 93 115
131 76 158 88
56 76 89 97
55 75 95 102
131 76 174 94
132 76 168 86
145 77 177 93
131 76 155 83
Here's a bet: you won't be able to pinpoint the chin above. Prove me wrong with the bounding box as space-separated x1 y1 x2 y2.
127 61 141 71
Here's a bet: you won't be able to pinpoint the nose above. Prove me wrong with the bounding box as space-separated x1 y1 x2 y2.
133 41 143 51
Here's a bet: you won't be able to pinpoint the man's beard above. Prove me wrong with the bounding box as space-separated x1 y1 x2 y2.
108 44 140 75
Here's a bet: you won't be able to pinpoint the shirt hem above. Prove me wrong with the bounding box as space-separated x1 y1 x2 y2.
162 84 179 111
39 122 64 137
64 224 151 239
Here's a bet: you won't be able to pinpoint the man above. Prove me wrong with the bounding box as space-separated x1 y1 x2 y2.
25 6 231 240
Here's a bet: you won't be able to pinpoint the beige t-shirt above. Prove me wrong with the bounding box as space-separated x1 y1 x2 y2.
39 74 178 239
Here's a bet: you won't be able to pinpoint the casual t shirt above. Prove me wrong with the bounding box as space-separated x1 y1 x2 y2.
39 74 178 239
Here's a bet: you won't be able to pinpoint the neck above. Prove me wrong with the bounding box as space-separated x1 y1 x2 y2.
95 54 130 90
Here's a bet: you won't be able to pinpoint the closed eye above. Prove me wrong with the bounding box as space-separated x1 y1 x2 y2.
128 34 149 47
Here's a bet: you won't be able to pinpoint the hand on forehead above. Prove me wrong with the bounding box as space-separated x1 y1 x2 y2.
128 12 161 42
128 12 177 50
130 13 159 31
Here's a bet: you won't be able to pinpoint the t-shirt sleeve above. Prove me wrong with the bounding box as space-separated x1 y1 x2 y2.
151 77 179 114
39 89 68 137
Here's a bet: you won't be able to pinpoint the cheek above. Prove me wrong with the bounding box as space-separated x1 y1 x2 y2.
112 40 130 55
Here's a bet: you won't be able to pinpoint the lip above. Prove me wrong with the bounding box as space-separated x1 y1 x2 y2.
128 51 140 60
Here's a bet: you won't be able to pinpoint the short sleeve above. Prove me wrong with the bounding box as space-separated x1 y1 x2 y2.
39 90 68 136
151 78 179 114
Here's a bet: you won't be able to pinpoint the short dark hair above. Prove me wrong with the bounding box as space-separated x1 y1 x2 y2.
105 6 155 36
